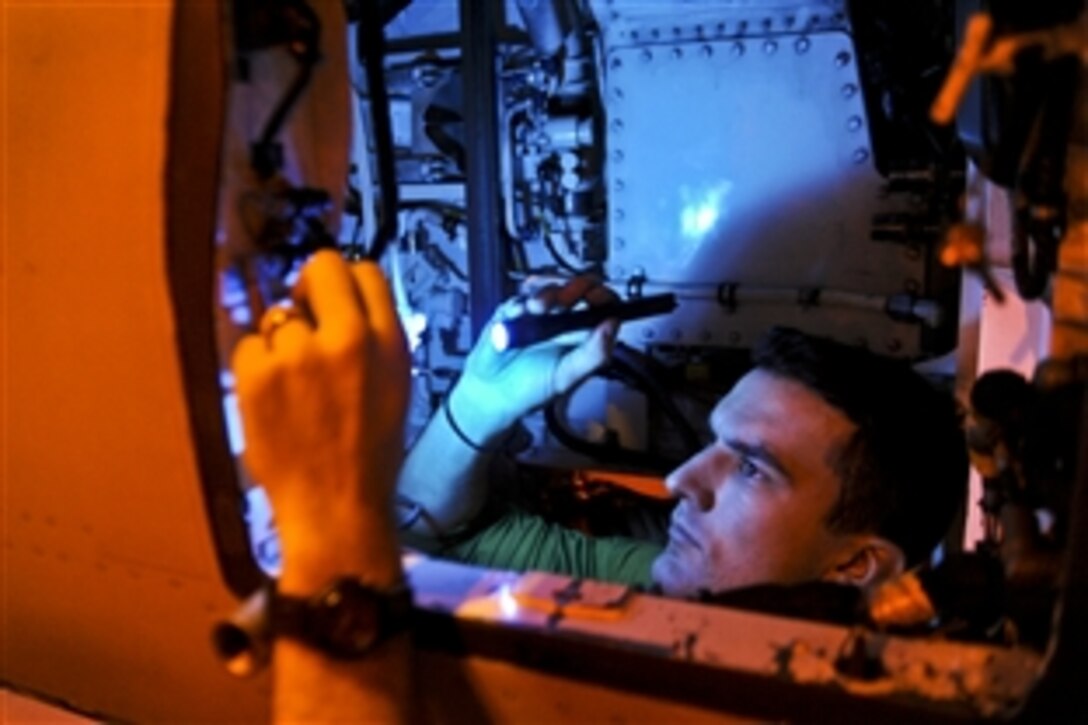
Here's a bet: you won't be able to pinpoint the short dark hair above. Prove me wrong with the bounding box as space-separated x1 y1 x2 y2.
752 327 967 566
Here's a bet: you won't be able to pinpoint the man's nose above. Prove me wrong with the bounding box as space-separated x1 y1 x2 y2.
665 448 717 512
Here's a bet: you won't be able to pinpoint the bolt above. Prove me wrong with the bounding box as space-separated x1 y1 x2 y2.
731 41 745 58
763 40 778 55
795 36 810 54
847 115 863 131
841 83 858 98
852 148 870 164
835 51 852 67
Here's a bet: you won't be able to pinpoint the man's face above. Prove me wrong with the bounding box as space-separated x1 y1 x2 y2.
652 369 858 597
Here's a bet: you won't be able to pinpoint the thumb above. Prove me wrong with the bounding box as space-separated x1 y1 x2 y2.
552 319 617 394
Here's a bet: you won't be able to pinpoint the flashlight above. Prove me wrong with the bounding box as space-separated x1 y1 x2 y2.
490 293 678 351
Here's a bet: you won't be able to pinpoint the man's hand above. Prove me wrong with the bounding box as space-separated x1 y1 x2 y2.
449 276 619 445
231 251 410 592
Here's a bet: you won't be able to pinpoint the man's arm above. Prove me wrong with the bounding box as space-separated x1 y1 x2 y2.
397 277 620 542
232 252 414 723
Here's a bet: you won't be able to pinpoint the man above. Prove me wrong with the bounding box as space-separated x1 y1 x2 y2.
399 277 968 599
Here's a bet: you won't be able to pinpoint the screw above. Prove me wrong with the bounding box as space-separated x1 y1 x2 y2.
852 148 870 164
614 237 626 250
731 41 745 58
841 83 858 98
795 36 810 54
847 115 863 131
610 56 622 70
641 48 653 63
612 86 624 100
614 178 625 191
611 118 624 133
763 40 778 55
701 44 713 58
672 47 684 59
612 149 625 163
835 51 852 67
614 208 626 221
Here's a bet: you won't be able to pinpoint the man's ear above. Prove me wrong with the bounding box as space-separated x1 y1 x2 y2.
822 536 905 592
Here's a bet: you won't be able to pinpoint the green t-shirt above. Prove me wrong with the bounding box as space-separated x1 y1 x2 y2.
445 510 661 588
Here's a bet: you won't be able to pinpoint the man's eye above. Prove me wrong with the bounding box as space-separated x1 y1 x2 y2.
737 457 764 481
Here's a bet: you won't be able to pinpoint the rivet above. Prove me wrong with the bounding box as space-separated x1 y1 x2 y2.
641 48 653 62
731 41 745 57
701 44 713 58
763 40 778 55
835 51 852 67
847 115 863 131
841 83 858 98
852 148 870 164
795 36 810 54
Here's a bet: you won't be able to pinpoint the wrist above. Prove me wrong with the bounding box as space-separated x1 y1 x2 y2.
277 504 403 595
448 380 515 447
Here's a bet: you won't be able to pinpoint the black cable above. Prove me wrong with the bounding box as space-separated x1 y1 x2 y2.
250 0 322 180
543 343 702 474
354 1 399 262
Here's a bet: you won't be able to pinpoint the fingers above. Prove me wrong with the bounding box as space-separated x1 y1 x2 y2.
291 250 367 339
522 275 617 314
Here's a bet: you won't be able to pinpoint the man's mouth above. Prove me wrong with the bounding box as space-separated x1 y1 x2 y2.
667 512 702 552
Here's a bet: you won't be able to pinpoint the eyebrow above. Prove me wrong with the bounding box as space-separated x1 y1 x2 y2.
721 438 791 481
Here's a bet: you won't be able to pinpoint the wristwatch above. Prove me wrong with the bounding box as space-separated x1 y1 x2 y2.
272 577 414 659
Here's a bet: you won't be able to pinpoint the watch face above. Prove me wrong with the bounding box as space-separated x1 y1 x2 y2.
316 580 380 656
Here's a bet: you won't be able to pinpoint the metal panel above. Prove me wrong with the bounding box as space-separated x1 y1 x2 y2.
601 26 928 355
